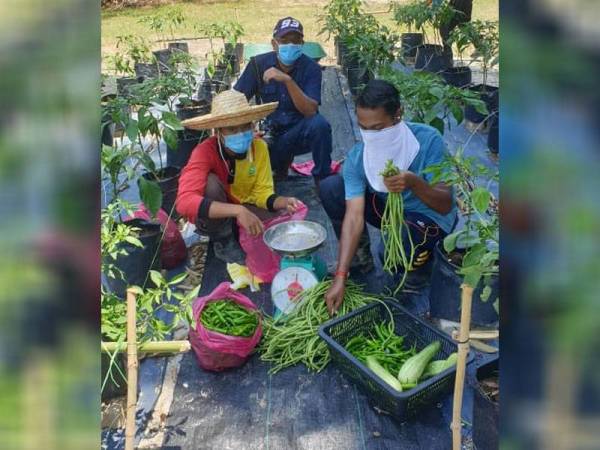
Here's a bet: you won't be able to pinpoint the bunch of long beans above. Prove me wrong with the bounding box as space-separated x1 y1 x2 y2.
345 321 416 383
200 300 259 337
259 280 380 373
380 159 416 292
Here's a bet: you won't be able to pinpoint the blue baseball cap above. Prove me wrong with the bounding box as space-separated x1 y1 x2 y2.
273 17 304 39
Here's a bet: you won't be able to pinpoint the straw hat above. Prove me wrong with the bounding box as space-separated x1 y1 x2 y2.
181 90 278 130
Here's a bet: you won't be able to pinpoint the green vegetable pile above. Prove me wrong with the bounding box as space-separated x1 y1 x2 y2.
260 280 380 373
380 159 416 292
346 321 457 392
200 299 259 337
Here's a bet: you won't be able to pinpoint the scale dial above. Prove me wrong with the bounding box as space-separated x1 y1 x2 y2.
271 267 318 315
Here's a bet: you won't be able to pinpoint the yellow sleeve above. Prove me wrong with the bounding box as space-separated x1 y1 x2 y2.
251 138 275 209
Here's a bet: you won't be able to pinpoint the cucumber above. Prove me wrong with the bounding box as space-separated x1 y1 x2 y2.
421 352 458 380
366 355 403 392
397 341 441 384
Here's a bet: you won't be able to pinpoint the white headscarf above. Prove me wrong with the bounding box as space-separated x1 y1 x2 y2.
361 121 420 193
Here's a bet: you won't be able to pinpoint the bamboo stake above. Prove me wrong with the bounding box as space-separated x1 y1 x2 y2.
125 288 138 450
101 340 191 354
451 284 474 450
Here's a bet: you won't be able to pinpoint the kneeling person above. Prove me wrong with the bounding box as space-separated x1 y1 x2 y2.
176 90 300 263
320 80 457 315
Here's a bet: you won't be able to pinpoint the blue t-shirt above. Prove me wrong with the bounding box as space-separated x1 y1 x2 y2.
342 122 457 233
233 51 322 130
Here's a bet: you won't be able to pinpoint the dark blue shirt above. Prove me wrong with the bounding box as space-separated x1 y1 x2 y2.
233 51 322 130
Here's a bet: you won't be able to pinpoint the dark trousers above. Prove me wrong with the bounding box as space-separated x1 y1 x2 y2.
319 174 447 270
196 173 280 240
268 113 333 179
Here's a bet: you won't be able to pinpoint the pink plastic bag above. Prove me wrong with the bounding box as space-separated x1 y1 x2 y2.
189 282 262 371
127 205 187 269
290 160 342 176
237 202 308 282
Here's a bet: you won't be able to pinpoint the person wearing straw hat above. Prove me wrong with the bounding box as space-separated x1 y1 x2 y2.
176 90 301 263
234 16 333 188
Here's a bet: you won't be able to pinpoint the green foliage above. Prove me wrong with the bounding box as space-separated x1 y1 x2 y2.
318 0 364 41
139 5 186 44
195 21 244 79
449 20 499 86
392 0 430 33
380 68 488 134
425 149 499 297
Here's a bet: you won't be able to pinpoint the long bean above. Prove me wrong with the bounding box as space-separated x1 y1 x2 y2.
380 160 416 294
259 280 380 373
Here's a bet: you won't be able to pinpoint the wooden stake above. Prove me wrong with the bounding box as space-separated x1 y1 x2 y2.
101 340 191 354
451 284 474 450
125 288 138 450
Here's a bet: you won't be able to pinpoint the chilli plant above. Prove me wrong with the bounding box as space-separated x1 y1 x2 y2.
139 5 187 47
392 0 430 35
380 67 487 134
425 148 499 309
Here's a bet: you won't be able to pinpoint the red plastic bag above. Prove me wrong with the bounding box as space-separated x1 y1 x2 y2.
189 282 262 371
237 202 309 283
127 205 187 269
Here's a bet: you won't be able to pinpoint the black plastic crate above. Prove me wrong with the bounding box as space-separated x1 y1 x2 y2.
318 300 474 420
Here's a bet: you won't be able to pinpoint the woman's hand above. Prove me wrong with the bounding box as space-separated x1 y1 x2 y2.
236 206 264 236
274 196 301 214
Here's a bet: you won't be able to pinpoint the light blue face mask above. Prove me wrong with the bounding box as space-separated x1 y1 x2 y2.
223 130 253 155
277 43 303 65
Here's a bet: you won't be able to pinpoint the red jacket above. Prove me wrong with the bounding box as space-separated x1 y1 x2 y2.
176 135 275 223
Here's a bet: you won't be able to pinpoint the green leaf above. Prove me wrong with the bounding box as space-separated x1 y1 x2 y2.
128 286 144 295
449 103 463 124
430 117 445 135
163 127 178 151
126 119 139 143
124 236 143 247
162 111 183 130
429 86 444 99
480 285 492 302
149 270 163 287
138 177 162 217
474 100 488 115
472 187 491 213
443 231 461 253
168 272 187 285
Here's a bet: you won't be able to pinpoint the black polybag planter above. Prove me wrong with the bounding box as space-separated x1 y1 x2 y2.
488 113 499 154
141 166 181 218
104 218 161 299
153 49 173 73
401 33 423 58
168 42 189 53
345 56 371 96
116 76 140 97
135 62 159 80
464 84 499 124
335 37 349 66
168 101 210 169
429 241 499 326
441 66 472 88
415 44 452 73
224 43 240 75
472 356 499 450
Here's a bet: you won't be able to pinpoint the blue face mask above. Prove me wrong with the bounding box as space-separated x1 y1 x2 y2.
223 130 253 155
277 43 303 65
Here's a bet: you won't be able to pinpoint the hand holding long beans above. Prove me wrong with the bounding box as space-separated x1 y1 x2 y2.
380 160 416 292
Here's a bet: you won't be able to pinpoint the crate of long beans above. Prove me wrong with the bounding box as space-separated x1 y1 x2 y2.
318 300 473 420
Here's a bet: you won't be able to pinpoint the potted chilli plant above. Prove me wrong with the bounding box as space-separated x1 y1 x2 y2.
139 6 187 72
380 67 487 135
114 34 159 81
457 20 499 124
424 149 499 326
392 0 429 59
414 0 457 73
319 0 364 66
443 22 473 88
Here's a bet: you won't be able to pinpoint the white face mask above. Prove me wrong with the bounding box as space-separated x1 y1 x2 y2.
361 121 420 193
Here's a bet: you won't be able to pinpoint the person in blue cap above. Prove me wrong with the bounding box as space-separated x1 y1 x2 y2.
234 16 333 189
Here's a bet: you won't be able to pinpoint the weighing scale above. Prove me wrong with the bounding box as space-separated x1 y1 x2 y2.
263 220 328 318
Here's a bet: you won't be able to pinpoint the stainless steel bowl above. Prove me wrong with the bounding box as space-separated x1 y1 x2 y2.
263 220 327 258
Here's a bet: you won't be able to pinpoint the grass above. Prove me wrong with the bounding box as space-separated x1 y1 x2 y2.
101 0 498 70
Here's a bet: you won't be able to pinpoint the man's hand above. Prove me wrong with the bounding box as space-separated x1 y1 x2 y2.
383 170 417 193
236 206 264 236
263 67 292 84
274 196 301 214
325 276 346 316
